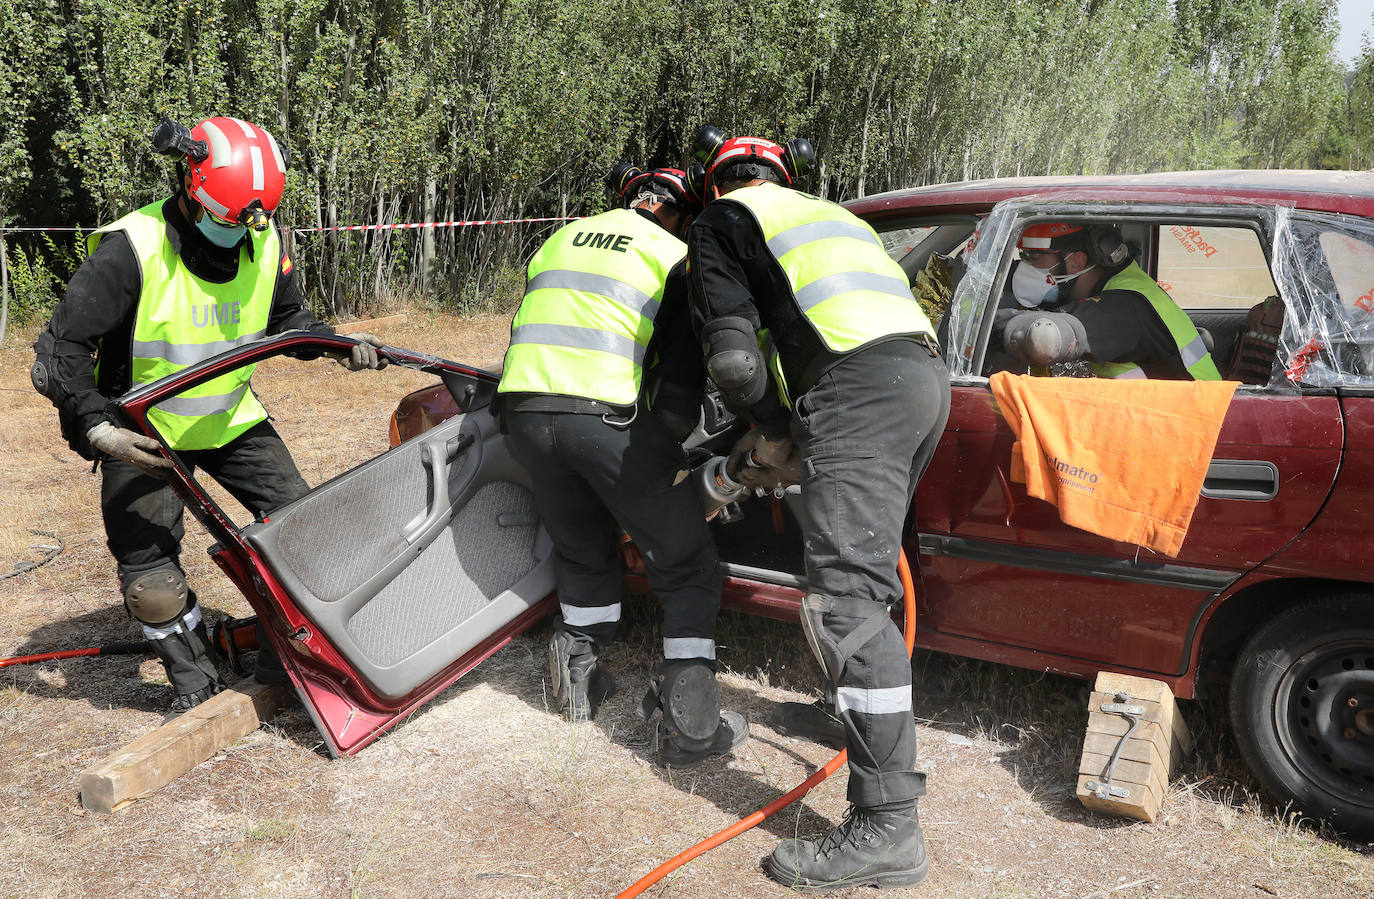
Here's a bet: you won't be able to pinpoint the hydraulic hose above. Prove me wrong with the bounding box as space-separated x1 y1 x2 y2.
616 549 917 899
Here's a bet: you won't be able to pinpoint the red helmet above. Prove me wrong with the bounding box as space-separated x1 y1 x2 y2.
1017 223 1086 253
185 117 288 227
608 164 703 214
690 126 814 195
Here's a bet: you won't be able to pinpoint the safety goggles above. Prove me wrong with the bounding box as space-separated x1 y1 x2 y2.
201 206 243 228
1017 248 1064 268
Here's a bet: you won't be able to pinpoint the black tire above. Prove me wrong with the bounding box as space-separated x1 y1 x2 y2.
1229 592 1374 839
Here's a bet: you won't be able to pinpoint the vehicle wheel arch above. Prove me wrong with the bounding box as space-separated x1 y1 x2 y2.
1195 577 1373 698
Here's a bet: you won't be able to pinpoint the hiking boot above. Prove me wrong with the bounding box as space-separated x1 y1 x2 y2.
763 804 928 893
252 621 290 685
549 631 616 721
162 681 223 723
773 697 846 749
656 710 750 768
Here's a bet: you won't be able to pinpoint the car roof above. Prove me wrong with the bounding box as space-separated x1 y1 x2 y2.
846 170 1374 220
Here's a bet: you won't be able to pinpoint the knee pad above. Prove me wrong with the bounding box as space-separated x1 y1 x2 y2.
124 568 190 627
656 659 720 743
702 317 768 408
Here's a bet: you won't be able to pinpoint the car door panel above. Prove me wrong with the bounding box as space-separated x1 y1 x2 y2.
244 408 552 704
113 333 555 757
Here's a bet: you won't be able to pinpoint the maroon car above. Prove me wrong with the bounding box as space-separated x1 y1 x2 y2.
119 171 1374 838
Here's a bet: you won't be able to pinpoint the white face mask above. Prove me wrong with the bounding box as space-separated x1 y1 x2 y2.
1011 260 1060 308
1010 259 1098 308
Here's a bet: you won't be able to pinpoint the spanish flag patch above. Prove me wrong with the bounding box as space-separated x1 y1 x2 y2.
281 253 294 275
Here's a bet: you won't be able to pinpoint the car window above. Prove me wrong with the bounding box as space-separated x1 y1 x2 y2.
879 226 938 261
1156 225 1276 310
1318 230 1374 316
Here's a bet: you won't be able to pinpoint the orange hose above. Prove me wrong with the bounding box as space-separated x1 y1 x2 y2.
616 550 917 898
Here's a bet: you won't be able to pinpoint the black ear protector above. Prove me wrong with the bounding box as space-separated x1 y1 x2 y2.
1085 226 1130 267
691 125 726 166
781 137 815 184
684 164 707 208
607 162 646 205
151 119 209 162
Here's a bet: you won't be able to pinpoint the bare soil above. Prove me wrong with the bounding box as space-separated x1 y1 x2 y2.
2 312 1372 899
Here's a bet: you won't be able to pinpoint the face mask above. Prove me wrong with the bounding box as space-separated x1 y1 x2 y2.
195 214 247 248
1011 260 1060 308
1010 259 1098 308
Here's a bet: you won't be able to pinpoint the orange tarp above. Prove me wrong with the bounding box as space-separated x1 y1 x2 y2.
988 373 1238 557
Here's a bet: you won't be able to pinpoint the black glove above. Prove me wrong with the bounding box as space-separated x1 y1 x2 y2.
87 421 174 477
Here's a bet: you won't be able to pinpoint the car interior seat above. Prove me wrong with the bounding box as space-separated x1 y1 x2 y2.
1223 296 1285 385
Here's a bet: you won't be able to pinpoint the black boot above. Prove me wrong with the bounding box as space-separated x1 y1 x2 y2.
763 804 928 893
153 621 224 722
657 710 750 768
252 621 290 685
548 631 615 721
772 696 846 749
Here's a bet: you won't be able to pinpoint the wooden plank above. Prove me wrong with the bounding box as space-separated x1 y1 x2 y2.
335 314 407 334
1078 750 1166 804
1078 772 1161 823
79 681 288 813
1081 730 1166 770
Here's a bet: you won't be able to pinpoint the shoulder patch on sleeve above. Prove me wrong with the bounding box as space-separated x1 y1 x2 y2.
281 253 293 275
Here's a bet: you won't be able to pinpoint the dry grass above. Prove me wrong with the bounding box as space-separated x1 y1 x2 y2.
3 314 1374 898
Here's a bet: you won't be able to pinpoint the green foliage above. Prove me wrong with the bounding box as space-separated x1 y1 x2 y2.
0 0 1360 316
2 232 81 325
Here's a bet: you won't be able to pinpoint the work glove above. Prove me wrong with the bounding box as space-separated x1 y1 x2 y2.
727 429 802 491
336 333 389 371
87 421 174 477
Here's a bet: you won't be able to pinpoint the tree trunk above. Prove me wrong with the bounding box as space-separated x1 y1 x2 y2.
0 215 9 348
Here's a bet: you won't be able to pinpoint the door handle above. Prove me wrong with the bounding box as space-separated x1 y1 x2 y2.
1200 459 1278 501
404 432 476 545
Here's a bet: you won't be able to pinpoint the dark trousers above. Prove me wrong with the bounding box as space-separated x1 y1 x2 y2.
792 340 950 809
101 421 310 590
503 409 721 657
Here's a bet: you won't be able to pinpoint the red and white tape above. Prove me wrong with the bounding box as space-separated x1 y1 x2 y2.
294 216 581 233
2 216 583 235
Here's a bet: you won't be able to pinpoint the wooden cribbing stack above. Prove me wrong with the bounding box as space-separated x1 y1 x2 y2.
1076 671 1193 823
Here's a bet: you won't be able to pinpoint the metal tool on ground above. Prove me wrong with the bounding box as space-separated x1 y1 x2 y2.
0 616 260 670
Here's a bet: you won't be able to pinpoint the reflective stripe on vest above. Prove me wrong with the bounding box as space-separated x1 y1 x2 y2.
89 201 278 450
498 208 684 406
1088 262 1222 381
723 183 935 358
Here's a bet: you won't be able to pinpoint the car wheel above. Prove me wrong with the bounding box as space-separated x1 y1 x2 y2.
1229 592 1374 838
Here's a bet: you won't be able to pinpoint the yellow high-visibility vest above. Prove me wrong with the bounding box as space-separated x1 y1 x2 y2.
89 201 277 449
498 208 684 406
1089 262 1221 380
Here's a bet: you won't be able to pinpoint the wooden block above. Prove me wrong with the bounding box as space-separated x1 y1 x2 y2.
335 314 407 334
1078 772 1161 823
79 680 288 813
1076 672 1186 825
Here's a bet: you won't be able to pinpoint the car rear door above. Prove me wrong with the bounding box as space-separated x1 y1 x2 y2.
114 333 554 756
902 199 1343 678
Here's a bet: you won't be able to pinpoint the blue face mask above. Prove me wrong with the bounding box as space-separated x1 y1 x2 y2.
195 214 247 248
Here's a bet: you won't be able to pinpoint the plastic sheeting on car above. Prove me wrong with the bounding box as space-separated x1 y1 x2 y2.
1273 206 1374 389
